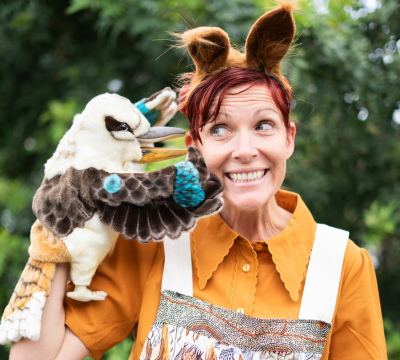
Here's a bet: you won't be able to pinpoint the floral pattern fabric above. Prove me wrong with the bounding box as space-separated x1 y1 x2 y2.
139 291 331 360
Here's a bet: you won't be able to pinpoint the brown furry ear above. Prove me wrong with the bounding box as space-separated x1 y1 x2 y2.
245 2 296 82
182 27 230 79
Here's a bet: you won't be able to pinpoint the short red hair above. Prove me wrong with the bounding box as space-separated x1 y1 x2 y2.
179 67 292 142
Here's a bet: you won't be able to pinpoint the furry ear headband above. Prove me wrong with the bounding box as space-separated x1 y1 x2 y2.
180 1 296 92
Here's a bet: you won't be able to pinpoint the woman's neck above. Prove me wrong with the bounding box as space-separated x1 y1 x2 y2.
220 194 292 243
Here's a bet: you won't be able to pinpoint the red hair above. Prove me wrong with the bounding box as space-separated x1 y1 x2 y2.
179 67 292 143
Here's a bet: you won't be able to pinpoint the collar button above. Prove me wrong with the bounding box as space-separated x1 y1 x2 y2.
254 244 263 251
242 264 251 272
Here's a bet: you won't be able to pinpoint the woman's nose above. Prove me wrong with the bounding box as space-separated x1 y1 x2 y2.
231 132 258 162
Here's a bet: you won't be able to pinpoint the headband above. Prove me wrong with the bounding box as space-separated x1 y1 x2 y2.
179 1 296 104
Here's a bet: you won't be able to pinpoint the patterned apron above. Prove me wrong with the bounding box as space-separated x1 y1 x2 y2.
139 224 349 360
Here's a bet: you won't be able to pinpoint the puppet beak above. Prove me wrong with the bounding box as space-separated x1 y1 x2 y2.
137 127 186 144
137 127 187 163
138 147 187 164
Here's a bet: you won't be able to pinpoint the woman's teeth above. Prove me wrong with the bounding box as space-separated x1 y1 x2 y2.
228 170 265 183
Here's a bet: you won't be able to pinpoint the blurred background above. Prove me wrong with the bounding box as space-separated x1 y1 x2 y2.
0 0 399 358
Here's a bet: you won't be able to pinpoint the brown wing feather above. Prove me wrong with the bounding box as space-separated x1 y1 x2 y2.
33 165 177 238
33 169 95 238
97 147 224 243
33 146 223 242
91 165 176 207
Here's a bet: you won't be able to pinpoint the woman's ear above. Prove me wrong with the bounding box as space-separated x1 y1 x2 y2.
182 27 230 77
185 132 202 154
286 122 296 160
245 2 296 83
185 132 196 148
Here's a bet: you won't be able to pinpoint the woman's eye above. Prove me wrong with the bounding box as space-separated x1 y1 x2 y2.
120 123 129 131
212 126 229 136
256 122 273 131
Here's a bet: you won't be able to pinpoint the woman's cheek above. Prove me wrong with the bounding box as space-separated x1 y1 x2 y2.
258 139 287 179
270 150 288 185
200 145 226 180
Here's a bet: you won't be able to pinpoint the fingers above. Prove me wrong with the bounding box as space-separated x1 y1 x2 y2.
91 291 107 301
145 89 176 111
66 287 108 302
143 88 178 127
154 101 178 127
155 91 176 112
144 87 171 104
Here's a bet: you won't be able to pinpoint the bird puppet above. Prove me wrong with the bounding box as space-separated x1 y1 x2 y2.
0 88 224 345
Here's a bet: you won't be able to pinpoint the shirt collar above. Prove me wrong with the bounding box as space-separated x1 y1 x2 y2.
192 189 317 301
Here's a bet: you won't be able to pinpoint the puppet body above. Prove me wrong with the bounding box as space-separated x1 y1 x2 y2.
63 214 118 301
0 90 224 344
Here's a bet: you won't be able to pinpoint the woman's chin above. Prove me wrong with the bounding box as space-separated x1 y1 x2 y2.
223 193 271 212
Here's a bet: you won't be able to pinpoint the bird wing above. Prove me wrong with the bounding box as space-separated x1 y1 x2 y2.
33 146 223 242
32 167 96 239
93 146 224 242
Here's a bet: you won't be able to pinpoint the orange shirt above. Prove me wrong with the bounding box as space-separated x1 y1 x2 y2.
64 190 387 360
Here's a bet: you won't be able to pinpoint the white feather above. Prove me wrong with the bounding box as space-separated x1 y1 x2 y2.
45 93 150 179
0 291 46 344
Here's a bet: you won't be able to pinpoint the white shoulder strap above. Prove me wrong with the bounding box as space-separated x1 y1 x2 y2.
161 232 193 296
298 224 349 323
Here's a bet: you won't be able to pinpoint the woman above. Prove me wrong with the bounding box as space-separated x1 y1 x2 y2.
10 3 386 360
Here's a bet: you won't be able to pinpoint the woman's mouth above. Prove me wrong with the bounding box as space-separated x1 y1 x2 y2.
225 170 267 183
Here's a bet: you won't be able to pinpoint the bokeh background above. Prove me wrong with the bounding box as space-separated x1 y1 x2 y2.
0 0 399 358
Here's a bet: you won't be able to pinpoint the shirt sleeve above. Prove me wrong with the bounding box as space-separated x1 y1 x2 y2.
64 235 159 360
328 240 387 359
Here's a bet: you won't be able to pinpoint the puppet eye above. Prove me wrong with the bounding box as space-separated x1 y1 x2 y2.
120 123 129 131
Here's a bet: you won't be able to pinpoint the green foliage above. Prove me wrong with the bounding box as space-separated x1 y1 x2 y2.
363 201 398 245
84 335 134 360
0 230 29 359
0 0 399 358
39 98 83 146
385 318 400 359
104 335 134 360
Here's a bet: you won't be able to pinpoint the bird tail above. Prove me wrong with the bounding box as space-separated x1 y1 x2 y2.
0 258 55 344
0 220 70 344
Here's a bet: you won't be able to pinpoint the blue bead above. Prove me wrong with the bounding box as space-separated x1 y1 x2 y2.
103 174 121 194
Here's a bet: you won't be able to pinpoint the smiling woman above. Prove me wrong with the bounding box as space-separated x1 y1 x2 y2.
182 68 296 241
9 3 387 360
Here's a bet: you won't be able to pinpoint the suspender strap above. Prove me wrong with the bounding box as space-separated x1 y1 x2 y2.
298 224 349 323
161 232 193 296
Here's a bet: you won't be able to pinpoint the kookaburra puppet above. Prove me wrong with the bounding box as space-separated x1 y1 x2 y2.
0 88 223 344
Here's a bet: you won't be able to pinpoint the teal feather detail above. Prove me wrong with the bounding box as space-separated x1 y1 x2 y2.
134 98 160 126
173 161 205 207
145 110 161 126
134 98 150 114
103 174 121 194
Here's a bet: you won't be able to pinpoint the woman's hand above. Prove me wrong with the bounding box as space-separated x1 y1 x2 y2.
9 263 89 360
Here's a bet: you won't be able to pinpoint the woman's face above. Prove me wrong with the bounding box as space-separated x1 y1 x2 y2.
186 83 296 212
